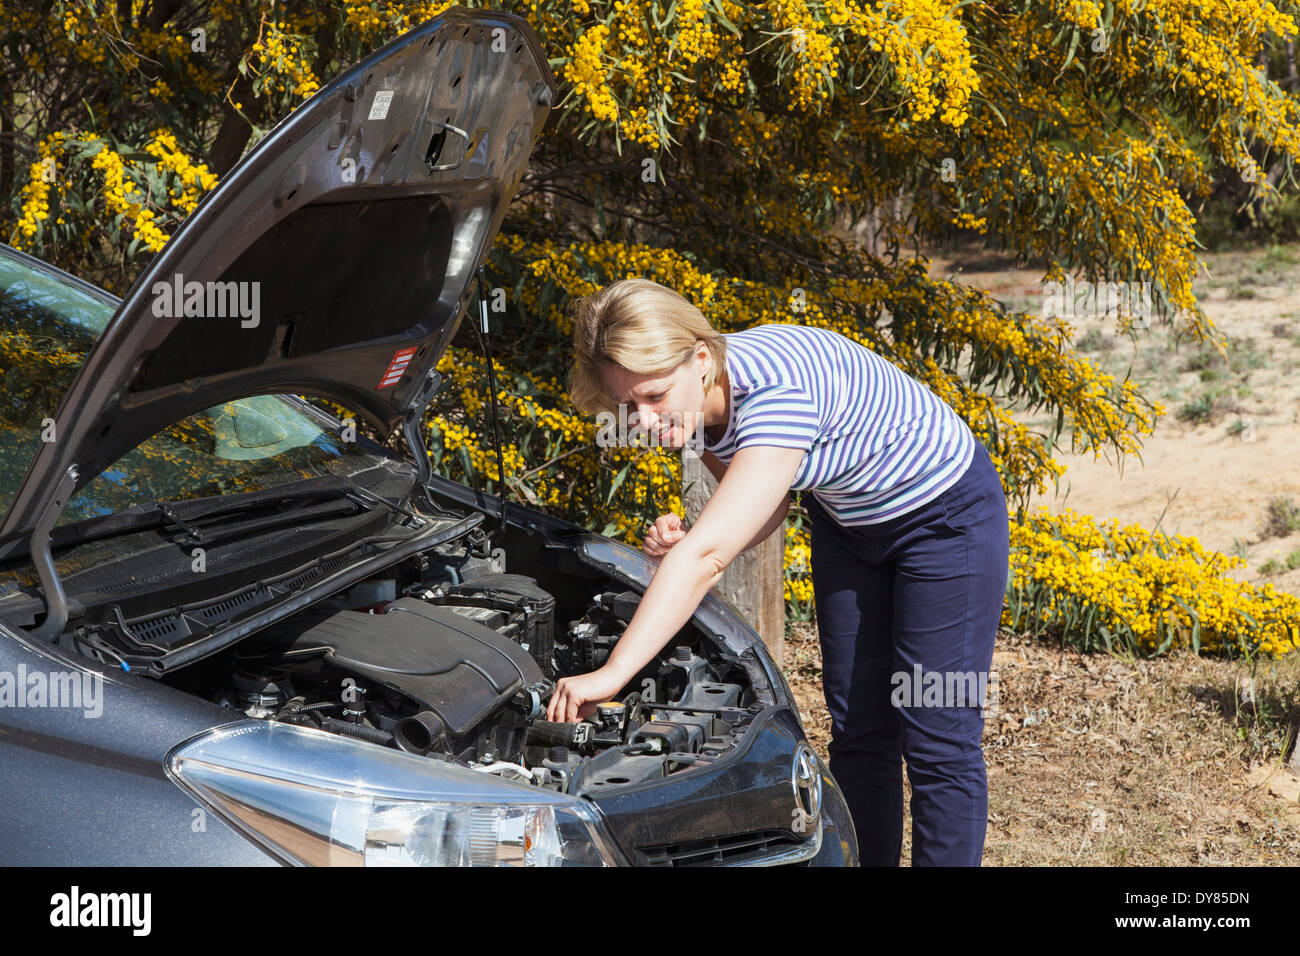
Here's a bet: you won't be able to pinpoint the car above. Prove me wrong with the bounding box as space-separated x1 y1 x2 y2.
0 6 858 866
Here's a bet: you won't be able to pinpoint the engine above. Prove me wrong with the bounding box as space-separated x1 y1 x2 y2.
214 568 760 796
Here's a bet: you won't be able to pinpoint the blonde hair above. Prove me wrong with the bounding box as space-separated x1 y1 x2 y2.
567 278 727 416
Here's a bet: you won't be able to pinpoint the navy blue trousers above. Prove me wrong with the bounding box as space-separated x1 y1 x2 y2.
805 440 1009 866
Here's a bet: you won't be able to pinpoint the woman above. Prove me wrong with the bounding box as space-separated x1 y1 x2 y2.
546 277 1010 866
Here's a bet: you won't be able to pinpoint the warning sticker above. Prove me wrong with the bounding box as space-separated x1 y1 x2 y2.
368 90 394 121
378 346 418 389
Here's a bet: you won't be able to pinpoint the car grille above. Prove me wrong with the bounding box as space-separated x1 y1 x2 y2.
639 829 814 867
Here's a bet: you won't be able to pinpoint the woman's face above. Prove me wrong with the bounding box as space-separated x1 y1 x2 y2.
597 342 712 448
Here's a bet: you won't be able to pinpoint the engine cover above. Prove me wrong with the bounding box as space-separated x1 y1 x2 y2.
258 597 544 736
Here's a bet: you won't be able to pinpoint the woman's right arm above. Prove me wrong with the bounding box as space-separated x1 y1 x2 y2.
697 450 791 553
549 444 806 722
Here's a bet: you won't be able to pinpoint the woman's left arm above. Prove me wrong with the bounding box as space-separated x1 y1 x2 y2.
546 445 806 721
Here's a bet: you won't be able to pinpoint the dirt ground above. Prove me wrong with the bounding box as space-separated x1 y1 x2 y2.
783 622 1300 866
777 239 1300 865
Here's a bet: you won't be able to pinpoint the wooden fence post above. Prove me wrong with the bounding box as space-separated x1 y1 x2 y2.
681 443 786 667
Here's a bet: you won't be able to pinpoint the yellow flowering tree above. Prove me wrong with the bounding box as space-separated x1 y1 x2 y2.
4 0 1300 656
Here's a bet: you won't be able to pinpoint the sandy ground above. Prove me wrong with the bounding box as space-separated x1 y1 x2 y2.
924 242 1300 593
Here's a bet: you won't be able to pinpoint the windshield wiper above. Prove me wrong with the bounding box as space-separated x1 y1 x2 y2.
341 483 426 527
48 475 413 550
156 502 204 543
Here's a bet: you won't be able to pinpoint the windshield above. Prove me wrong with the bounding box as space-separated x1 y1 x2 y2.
0 246 392 527
58 394 384 524
0 248 111 517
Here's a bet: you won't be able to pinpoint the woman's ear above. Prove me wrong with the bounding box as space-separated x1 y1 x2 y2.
694 340 712 381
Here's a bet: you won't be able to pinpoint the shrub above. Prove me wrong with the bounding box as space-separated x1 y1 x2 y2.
1007 507 1300 659
1259 497 1300 541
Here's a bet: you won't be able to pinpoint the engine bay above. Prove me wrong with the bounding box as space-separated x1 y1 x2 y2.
160 525 764 797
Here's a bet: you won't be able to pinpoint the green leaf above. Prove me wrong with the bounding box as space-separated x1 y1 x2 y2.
713 6 742 37
1155 614 1176 655
459 444 477 485
604 463 630 506
1097 623 1113 653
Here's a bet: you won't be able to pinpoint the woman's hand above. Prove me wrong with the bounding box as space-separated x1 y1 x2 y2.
642 513 687 559
546 665 630 723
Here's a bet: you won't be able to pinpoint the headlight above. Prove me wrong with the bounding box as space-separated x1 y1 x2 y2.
167 720 627 866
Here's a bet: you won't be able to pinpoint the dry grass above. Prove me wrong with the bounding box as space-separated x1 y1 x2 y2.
1258 496 1300 543
782 622 1300 865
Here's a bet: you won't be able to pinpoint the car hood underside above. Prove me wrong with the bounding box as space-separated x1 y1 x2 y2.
0 7 555 547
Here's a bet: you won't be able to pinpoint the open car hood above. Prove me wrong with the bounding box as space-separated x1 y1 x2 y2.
0 7 554 545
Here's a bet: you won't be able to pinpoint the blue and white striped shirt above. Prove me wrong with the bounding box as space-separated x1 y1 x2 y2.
701 323 976 525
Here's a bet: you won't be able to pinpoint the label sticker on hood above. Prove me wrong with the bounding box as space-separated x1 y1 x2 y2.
378 346 419 388
369 90 394 120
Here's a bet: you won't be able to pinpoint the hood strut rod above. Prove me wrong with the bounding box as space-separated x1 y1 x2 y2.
475 264 510 549
29 466 78 641
400 379 467 522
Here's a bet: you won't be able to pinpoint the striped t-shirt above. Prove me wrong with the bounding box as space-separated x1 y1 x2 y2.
701 323 976 525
